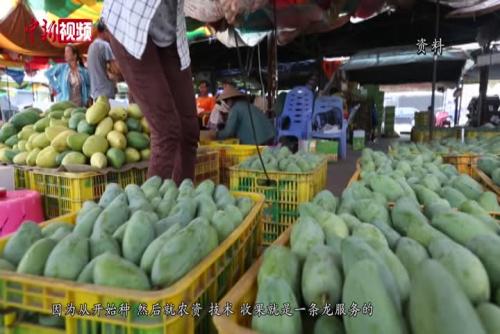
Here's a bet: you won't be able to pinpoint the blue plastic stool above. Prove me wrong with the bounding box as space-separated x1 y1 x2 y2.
281 86 314 116
312 95 343 131
311 96 356 160
277 87 314 143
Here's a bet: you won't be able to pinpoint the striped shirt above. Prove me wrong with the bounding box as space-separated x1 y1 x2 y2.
101 0 190 70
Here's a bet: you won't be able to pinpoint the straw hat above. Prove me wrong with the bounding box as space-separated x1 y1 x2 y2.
217 85 245 102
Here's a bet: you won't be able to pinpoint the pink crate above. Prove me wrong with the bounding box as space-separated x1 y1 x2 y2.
0 190 44 237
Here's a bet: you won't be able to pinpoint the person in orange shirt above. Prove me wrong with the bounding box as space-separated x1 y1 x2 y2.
196 80 216 113
196 80 216 128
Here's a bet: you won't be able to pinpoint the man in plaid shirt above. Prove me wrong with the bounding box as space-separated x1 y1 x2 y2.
101 0 198 184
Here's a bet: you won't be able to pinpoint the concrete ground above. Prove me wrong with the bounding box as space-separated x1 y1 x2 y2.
326 135 409 196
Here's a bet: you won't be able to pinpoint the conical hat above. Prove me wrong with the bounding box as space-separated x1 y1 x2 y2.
217 85 245 101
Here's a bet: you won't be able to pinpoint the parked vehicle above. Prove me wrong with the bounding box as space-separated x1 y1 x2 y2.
394 107 418 134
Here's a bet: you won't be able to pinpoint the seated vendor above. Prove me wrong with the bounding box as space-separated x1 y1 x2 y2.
212 86 275 145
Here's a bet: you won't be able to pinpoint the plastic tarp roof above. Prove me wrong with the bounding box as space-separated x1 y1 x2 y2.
341 47 468 84
448 0 500 17
1 0 458 57
342 47 468 70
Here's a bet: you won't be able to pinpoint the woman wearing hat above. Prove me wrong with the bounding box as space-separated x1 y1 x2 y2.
206 86 276 145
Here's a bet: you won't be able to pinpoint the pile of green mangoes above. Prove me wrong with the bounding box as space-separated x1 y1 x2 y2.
0 178 254 292
238 146 324 173
252 150 500 333
0 97 151 169
391 136 500 156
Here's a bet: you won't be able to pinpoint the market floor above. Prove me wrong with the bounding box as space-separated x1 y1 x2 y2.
326 135 410 196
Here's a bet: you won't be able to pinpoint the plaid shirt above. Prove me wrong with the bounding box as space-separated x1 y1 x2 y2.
101 0 190 70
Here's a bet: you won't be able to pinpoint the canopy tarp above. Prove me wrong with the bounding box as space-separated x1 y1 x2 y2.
341 47 468 84
0 0 437 59
440 0 500 17
189 0 492 72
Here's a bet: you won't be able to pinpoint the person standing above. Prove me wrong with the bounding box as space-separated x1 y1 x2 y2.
196 80 216 114
101 0 200 183
86 19 119 101
45 44 91 107
196 80 216 128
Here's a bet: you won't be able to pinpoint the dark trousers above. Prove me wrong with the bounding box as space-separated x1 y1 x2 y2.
109 35 200 185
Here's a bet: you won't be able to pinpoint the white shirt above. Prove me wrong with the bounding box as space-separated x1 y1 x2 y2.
208 103 226 130
149 0 177 48
101 0 191 70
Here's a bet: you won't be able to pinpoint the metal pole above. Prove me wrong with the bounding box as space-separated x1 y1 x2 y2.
457 79 463 125
267 32 278 115
454 84 459 126
454 79 463 126
477 44 490 126
429 0 440 141
6 68 12 112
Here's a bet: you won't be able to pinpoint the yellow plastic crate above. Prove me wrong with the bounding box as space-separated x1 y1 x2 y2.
0 192 265 334
13 166 33 189
209 144 265 185
213 227 291 334
30 167 148 219
107 168 147 188
29 148 219 219
442 154 479 176
195 149 220 185
199 138 239 146
30 171 108 219
229 159 327 246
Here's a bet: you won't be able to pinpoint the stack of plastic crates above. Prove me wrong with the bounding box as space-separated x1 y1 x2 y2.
194 148 220 184
208 144 263 185
26 148 220 218
13 166 32 189
0 192 265 334
465 128 500 140
198 138 239 146
30 169 147 219
229 158 328 246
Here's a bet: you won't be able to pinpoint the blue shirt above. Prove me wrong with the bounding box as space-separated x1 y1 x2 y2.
216 100 276 145
45 63 91 106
